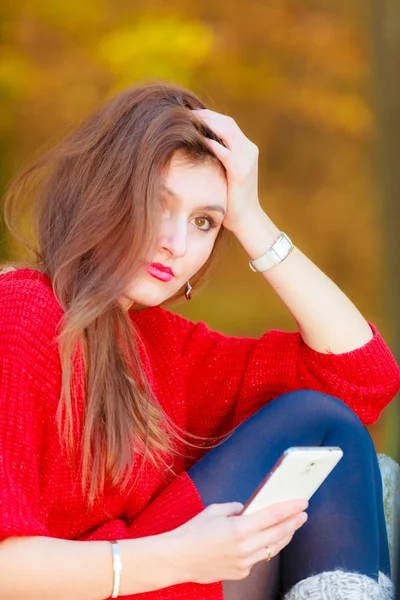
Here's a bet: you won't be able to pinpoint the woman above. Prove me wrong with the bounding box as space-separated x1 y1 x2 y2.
0 82 398 600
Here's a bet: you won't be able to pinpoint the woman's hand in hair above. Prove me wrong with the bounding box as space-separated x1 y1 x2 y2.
192 109 263 234
166 499 308 584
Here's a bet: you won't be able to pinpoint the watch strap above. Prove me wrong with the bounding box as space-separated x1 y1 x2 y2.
249 232 294 272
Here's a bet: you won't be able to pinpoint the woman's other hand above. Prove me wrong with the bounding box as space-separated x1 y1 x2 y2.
167 499 308 584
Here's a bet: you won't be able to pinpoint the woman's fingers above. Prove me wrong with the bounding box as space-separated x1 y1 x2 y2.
234 510 307 560
273 532 296 555
240 499 309 534
252 511 307 553
192 109 247 150
243 533 295 569
235 510 307 572
203 137 232 163
194 110 259 181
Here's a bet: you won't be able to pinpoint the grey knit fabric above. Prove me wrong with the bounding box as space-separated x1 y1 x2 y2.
283 570 394 600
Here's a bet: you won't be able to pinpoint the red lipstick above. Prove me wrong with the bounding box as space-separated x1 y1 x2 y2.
147 263 174 282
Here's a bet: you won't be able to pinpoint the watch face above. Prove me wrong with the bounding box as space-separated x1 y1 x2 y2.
250 233 293 271
275 235 292 258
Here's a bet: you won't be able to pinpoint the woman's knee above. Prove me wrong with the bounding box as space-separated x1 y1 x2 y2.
270 389 368 435
232 389 372 455
267 391 376 467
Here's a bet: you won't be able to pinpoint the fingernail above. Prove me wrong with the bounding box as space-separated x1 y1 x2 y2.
298 513 308 526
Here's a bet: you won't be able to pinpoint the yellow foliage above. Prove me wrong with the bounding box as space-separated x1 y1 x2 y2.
97 15 214 90
25 0 106 29
282 85 373 137
0 50 33 99
0 50 36 133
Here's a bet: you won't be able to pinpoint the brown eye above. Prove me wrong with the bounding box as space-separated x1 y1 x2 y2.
193 216 211 231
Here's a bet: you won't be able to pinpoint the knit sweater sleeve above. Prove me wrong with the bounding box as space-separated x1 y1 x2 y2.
160 309 400 439
0 275 206 549
0 274 59 542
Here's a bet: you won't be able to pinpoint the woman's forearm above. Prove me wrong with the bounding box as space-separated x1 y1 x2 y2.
233 209 373 354
0 534 181 600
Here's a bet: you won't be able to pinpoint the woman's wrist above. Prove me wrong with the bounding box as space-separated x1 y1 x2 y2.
118 532 189 595
160 528 193 586
229 208 282 262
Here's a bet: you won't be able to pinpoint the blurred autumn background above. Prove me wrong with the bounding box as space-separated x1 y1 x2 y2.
0 1 398 455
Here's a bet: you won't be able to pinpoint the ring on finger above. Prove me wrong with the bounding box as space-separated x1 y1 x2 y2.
265 545 272 562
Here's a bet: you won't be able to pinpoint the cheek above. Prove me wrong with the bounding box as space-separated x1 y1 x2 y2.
187 233 216 270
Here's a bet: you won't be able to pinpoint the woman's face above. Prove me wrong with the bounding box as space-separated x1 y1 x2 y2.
121 151 227 309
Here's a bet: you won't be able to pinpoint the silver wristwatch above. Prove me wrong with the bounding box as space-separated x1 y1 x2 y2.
249 232 294 272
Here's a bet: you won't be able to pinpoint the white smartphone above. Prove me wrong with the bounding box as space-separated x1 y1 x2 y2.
240 446 343 516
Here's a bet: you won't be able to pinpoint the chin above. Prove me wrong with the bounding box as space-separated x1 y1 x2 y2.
125 280 181 308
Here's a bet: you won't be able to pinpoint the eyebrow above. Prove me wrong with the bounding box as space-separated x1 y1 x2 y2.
161 184 226 217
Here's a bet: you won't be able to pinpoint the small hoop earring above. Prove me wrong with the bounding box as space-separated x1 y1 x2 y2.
185 281 193 300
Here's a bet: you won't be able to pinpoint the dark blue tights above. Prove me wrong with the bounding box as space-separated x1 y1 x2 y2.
188 391 390 599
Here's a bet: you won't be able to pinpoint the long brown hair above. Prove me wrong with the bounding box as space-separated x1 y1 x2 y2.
2 81 227 504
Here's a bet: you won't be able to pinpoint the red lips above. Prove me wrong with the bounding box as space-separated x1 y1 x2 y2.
150 263 174 276
146 263 174 282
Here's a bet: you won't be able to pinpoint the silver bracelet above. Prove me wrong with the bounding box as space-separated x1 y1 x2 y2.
110 540 122 598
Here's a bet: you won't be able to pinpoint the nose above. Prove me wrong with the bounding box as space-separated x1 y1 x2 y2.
158 215 188 258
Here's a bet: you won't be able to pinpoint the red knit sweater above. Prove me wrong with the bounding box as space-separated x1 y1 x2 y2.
0 268 399 600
